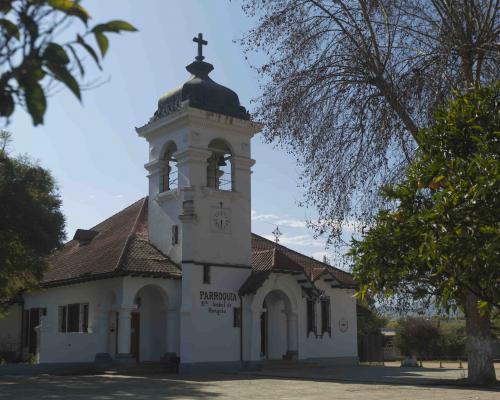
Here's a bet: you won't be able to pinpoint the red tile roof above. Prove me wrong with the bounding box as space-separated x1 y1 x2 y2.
240 234 356 295
250 234 356 285
43 198 356 292
42 198 180 287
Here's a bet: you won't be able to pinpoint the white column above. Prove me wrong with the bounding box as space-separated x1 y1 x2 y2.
116 306 136 360
287 312 298 355
95 308 110 354
248 306 265 361
166 309 179 355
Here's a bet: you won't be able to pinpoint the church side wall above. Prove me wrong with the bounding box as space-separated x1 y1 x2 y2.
245 273 358 363
299 282 358 361
23 278 122 363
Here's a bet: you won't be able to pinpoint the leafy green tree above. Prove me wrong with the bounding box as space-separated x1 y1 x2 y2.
350 84 499 385
357 302 388 338
439 320 466 359
0 0 136 126
394 317 441 359
0 131 65 315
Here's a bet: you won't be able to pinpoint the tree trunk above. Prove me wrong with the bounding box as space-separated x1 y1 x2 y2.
464 291 496 385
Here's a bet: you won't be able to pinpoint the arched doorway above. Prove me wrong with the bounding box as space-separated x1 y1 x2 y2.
260 290 297 360
133 285 168 362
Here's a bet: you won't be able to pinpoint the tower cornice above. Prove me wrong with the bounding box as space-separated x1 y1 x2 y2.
136 105 262 140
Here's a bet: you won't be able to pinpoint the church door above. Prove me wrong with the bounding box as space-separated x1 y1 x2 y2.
130 312 140 362
260 308 267 358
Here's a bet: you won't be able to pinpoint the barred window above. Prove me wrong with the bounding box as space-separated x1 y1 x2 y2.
59 303 89 333
206 139 233 191
320 297 331 336
306 299 316 336
160 142 178 192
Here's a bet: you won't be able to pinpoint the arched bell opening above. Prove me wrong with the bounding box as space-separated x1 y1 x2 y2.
206 138 233 191
160 141 178 192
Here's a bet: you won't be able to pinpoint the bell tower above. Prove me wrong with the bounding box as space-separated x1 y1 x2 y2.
136 33 259 267
136 34 261 369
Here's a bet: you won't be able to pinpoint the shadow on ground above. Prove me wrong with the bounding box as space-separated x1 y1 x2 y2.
0 374 221 399
0 365 498 399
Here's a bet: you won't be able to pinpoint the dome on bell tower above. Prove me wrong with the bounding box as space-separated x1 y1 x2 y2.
150 34 250 123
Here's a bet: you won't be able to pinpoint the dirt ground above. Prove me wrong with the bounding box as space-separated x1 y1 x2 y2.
0 363 498 400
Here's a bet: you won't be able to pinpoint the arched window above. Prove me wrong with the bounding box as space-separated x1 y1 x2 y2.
160 142 178 192
207 139 233 191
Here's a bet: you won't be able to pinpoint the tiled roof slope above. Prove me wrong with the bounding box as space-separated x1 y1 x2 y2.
250 234 356 286
240 235 356 296
43 197 180 286
43 198 355 291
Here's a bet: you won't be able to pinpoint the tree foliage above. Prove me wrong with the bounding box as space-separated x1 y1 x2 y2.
0 0 137 126
0 131 65 315
394 317 441 358
350 83 499 311
350 83 499 384
241 0 500 248
357 303 388 337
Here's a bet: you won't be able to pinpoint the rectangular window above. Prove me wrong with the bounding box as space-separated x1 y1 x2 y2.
59 306 67 332
67 303 80 332
171 225 179 245
306 299 316 336
58 303 89 333
321 297 331 336
233 307 241 328
82 304 89 333
203 265 211 284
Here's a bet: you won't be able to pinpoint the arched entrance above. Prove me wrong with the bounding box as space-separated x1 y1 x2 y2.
133 284 168 362
260 290 298 360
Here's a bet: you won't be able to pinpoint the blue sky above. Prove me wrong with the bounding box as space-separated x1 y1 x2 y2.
7 0 351 266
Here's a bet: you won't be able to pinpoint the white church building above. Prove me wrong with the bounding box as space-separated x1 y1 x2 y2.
0 35 358 372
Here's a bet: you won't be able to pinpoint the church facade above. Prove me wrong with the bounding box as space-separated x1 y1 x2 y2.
0 37 358 372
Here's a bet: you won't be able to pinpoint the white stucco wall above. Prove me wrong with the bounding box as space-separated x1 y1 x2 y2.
23 279 121 363
21 276 181 363
243 272 358 362
300 280 358 359
180 264 251 364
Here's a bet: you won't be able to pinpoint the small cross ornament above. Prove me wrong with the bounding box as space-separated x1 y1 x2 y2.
193 33 208 61
272 226 282 244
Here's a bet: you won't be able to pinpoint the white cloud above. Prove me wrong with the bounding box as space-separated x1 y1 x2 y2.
252 210 306 228
251 212 280 222
276 219 306 228
262 233 324 248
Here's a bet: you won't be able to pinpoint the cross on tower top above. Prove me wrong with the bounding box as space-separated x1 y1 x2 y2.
272 226 282 244
193 33 208 61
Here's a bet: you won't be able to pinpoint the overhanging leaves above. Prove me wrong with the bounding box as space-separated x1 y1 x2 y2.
23 83 46 125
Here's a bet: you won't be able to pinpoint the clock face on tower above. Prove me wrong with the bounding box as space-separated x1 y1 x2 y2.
211 208 231 233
